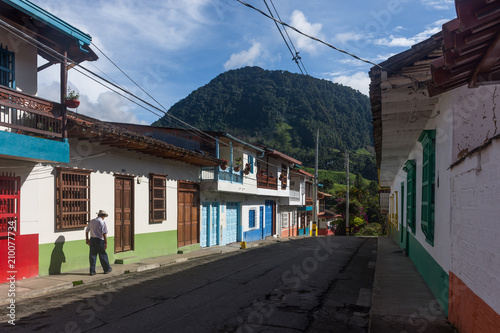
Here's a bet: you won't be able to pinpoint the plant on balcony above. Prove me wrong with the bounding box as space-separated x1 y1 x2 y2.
64 88 80 108
234 157 243 172
220 159 228 170
243 163 251 175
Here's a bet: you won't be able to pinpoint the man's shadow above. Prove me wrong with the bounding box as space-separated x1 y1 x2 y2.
48 235 66 275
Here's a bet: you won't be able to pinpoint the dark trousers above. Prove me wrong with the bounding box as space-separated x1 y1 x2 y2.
89 237 111 273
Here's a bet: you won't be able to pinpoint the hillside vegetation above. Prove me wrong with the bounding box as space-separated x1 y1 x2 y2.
153 66 376 179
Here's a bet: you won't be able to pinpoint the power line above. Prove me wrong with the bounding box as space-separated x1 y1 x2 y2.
267 0 308 75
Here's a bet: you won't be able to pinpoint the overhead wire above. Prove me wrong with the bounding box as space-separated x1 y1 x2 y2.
267 0 308 75
236 0 423 86
0 18 286 173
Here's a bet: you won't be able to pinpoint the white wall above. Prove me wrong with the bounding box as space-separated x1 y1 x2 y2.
0 27 38 95
31 141 200 245
391 92 453 274
449 85 500 314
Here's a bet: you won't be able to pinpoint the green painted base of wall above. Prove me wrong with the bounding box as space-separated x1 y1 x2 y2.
39 230 178 276
389 224 449 315
406 232 449 316
178 243 201 254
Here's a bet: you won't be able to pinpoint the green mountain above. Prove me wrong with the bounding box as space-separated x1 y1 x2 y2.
153 66 376 180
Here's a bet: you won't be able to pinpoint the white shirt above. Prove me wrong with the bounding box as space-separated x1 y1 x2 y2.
86 217 108 240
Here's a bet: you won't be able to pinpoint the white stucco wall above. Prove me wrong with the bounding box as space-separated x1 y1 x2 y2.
391 91 453 274
23 142 201 246
0 27 38 95
449 85 500 314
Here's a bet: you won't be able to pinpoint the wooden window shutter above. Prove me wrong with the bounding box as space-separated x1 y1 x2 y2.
56 168 91 229
150 174 167 223
403 160 416 233
418 130 436 245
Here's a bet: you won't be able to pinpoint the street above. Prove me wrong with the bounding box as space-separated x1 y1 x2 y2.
7 236 377 332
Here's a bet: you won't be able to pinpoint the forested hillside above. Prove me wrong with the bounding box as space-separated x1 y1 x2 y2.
153 66 376 179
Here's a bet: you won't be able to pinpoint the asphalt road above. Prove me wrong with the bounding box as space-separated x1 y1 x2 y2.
7 236 377 332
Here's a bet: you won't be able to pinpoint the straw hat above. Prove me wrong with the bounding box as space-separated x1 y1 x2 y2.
97 210 109 217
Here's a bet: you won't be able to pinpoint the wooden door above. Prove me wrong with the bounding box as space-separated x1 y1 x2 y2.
226 202 239 244
178 181 200 247
115 177 134 253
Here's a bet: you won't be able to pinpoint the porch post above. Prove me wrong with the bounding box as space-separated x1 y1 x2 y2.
60 50 68 140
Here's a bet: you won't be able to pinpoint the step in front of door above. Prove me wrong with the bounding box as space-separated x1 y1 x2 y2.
114 257 140 265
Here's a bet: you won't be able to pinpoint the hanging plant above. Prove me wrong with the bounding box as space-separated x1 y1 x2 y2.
64 88 80 108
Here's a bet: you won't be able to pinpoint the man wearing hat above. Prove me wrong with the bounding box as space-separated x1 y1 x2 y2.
85 210 112 275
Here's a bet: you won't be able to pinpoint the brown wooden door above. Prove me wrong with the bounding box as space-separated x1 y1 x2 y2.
178 181 200 247
115 177 134 253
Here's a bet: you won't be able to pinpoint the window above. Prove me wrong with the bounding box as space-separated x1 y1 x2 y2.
403 160 416 233
0 45 15 88
56 168 91 229
150 173 167 223
0 172 20 236
249 209 256 228
248 155 254 173
419 130 436 245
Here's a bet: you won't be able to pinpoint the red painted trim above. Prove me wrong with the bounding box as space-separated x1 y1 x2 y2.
0 234 39 283
449 272 500 333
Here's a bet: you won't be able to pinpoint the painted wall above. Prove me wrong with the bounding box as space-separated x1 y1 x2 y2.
449 139 500 325
0 27 38 94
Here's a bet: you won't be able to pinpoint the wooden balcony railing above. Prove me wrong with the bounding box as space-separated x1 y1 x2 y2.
0 86 63 140
257 173 278 190
305 197 313 206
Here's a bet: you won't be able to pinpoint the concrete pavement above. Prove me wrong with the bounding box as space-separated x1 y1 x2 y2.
1 236 456 332
369 236 455 332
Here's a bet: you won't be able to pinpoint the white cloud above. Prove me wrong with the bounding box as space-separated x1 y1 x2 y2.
421 0 454 10
375 19 448 47
393 26 404 32
330 72 370 96
289 10 324 54
335 31 363 43
224 41 262 70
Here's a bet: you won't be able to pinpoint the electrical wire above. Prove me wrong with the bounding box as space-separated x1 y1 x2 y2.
0 16 295 174
267 0 308 75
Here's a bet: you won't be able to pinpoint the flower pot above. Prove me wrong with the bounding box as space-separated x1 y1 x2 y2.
220 165 227 170
234 167 240 172
65 99 80 108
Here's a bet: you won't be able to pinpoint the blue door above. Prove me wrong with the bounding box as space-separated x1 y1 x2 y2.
201 202 210 247
226 202 239 244
265 200 273 237
260 206 264 239
210 203 219 246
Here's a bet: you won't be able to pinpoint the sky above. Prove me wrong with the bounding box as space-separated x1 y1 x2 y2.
32 0 457 125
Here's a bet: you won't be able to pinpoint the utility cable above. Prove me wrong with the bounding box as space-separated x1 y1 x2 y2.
268 0 308 75
262 0 304 74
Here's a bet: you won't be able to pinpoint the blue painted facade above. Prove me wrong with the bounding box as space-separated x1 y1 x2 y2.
244 206 265 242
0 131 69 163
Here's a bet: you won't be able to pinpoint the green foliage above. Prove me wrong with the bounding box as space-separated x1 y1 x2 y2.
152 66 376 180
356 223 383 236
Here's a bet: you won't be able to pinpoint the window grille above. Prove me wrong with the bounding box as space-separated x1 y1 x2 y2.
0 45 15 88
150 174 167 223
249 209 256 228
56 168 91 229
0 172 20 236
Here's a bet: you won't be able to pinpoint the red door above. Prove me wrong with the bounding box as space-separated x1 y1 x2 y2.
178 181 200 247
115 177 134 253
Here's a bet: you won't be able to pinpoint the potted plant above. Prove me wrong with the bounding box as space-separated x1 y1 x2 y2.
220 159 228 170
243 163 251 175
64 88 80 108
234 157 243 172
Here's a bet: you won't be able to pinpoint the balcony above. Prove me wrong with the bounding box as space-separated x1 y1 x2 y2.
257 173 278 190
0 86 69 163
201 166 243 184
290 189 300 202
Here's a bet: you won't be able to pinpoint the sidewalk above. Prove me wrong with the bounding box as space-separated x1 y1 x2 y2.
0 237 284 307
369 236 456 332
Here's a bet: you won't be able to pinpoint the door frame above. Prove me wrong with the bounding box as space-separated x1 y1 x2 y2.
177 181 200 248
114 175 135 253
